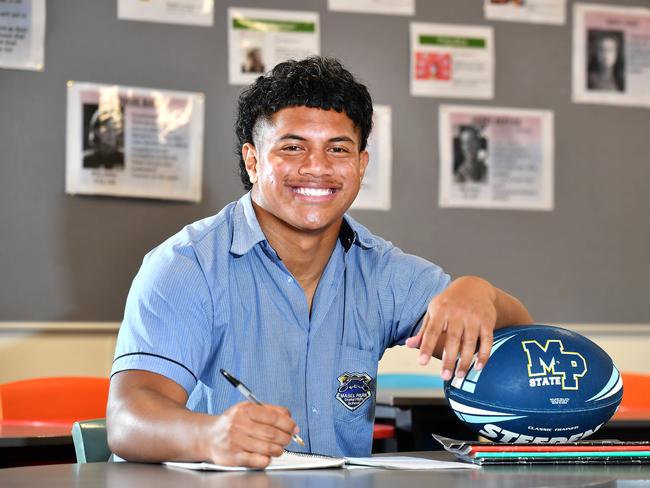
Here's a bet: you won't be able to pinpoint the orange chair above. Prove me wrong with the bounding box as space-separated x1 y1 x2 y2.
612 373 650 420
0 377 109 424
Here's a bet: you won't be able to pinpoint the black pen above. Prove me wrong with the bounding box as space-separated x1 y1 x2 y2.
220 368 305 447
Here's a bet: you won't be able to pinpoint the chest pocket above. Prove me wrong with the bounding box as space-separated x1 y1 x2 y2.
333 345 378 422
332 345 378 456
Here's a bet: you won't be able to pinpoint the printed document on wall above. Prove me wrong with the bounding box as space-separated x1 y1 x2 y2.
410 23 494 99
573 3 650 108
0 0 45 71
484 0 566 25
438 105 554 211
328 0 414 16
118 0 214 26
351 105 392 211
228 8 319 85
66 82 205 202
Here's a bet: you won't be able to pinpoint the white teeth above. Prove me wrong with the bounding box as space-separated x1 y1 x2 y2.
294 187 334 196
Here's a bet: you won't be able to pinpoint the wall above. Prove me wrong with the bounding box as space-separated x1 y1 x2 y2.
1 1 649 381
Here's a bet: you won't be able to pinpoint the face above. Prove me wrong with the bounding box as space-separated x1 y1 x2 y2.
243 106 369 234
93 114 124 155
596 37 618 69
460 128 480 160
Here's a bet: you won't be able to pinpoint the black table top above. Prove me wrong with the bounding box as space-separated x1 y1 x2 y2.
2 452 650 487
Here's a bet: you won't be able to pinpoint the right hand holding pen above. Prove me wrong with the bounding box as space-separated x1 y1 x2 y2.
205 402 299 468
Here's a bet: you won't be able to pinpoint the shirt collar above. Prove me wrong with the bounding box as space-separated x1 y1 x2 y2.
230 192 378 256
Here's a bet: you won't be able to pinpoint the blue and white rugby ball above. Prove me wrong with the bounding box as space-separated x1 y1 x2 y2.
444 324 623 443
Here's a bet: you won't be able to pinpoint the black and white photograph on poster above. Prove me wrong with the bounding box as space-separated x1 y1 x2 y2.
484 0 566 25
0 0 45 71
66 82 205 202
453 124 488 184
82 103 125 170
586 29 625 93
439 105 554 211
573 4 650 107
228 8 320 85
351 105 392 211
117 0 214 26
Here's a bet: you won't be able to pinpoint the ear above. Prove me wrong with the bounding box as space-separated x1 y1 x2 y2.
359 150 369 181
242 143 259 185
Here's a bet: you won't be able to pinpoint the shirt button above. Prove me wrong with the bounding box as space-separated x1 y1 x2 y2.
311 407 318 415
287 277 293 284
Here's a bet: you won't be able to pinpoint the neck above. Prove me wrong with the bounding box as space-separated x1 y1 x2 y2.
251 200 342 303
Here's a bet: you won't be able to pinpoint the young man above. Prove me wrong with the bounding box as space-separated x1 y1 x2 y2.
107 56 532 466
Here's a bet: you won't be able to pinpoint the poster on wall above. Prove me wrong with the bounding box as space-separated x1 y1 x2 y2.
484 0 566 25
117 0 214 26
438 105 554 211
66 82 205 202
351 105 392 211
328 0 414 16
573 3 650 108
0 0 45 71
410 23 494 99
228 8 320 86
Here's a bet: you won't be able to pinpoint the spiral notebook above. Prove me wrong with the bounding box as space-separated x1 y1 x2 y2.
164 450 345 471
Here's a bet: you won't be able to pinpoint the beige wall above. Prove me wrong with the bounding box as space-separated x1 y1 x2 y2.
0 323 648 384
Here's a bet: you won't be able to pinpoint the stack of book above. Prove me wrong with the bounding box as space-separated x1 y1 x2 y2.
433 435 650 465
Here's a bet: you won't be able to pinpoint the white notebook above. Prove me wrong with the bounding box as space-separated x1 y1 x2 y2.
164 451 479 472
165 451 345 471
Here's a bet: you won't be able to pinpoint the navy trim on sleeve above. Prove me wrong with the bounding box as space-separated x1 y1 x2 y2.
112 352 198 382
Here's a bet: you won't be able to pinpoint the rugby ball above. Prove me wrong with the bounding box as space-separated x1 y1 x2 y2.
444 324 623 443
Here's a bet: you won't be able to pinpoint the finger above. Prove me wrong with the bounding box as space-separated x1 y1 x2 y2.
417 309 447 366
246 404 297 435
440 318 463 380
455 325 479 378
244 420 293 447
475 326 494 371
233 450 273 469
405 311 430 349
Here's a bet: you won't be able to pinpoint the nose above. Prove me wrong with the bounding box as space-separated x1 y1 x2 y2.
298 150 334 177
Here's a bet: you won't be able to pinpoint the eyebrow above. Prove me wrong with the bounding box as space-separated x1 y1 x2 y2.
277 134 357 144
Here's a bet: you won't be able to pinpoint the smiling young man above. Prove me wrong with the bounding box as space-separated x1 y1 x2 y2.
107 57 533 467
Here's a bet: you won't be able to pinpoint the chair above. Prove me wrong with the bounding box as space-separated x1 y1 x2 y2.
71 418 111 463
615 372 650 416
0 376 109 423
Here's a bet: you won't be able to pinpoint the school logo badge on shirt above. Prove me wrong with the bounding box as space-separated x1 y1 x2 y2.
336 372 373 411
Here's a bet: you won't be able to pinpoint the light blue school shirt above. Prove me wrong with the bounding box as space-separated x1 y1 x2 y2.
111 192 450 457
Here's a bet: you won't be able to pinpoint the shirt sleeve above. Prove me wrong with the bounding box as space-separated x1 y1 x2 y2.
376 246 451 349
111 241 214 395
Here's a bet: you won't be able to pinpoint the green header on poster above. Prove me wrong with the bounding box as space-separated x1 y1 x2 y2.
233 17 316 33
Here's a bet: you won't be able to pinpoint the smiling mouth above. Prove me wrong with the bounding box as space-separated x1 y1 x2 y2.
292 187 338 197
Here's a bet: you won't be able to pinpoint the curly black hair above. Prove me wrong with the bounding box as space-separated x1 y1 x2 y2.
234 56 374 190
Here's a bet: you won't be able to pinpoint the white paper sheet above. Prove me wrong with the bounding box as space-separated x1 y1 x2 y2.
572 3 650 108
351 105 392 211
438 105 554 211
410 23 494 99
165 451 345 471
228 8 320 86
118 0 214 26
66 82 205 202
328 0 414 16
484 0 566 25
0 0 45 71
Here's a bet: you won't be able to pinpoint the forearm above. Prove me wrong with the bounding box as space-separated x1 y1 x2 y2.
107 379 211 462
493 286 534 329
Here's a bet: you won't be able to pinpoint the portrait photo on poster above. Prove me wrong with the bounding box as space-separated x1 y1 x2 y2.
586 29 625 93
453 124 488 185
82 103 125 171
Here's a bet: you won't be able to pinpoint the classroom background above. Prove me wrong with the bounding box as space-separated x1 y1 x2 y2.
1 0 649 384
